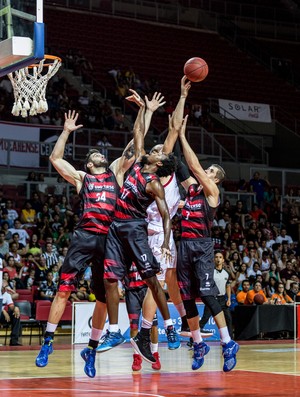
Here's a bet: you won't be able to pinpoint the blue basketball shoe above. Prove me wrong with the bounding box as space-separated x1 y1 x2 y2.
222 340 239 372
81 347 96 378
192 341 210 370
96 330 125 353
166 325 181 350
35 337 53 367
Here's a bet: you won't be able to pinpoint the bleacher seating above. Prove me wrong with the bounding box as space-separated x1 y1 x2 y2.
44 7 300 134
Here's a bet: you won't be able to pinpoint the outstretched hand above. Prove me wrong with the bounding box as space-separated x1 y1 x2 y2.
181 75 191 98
178 115 188 138
125 89 145 107
64 110 83 133
145 91 166 112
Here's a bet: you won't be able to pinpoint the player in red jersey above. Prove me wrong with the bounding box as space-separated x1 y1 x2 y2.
103 90 180 364
35 110 136 377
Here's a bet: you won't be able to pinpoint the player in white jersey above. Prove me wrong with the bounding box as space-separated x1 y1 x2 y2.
147 171 181 280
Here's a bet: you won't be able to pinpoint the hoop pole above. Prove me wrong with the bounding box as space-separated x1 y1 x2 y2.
36 0 43 23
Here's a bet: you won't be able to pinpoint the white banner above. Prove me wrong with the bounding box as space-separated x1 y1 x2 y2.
0 123 40 167
72 302 130 344
72 301 220 344
218 99 272 123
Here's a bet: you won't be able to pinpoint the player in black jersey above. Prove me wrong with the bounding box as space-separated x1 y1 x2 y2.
103 90 180 364
35 110 135 377
166 78 239 372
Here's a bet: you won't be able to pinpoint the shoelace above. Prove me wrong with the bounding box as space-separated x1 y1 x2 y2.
167 329 177 342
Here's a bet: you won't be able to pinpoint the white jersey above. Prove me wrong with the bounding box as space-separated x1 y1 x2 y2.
147 173 180 233
147 173 181 278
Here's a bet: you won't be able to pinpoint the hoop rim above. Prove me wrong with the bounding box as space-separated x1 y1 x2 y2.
27 54 62 68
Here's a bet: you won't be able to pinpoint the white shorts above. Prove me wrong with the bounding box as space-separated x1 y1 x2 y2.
148 229 177 281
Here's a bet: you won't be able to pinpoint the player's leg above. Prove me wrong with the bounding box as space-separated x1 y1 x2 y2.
150 314 161 370
177 240 210 370
36 230 90 368
125 288 146 371
102 223 127 351
81 236 109 378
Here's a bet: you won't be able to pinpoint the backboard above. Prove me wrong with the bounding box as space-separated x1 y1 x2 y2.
0 0 44 77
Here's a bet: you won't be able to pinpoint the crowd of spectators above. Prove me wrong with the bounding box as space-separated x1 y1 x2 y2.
1 166 300 341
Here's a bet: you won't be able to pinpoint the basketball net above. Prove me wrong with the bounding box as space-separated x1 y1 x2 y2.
8 55 62 118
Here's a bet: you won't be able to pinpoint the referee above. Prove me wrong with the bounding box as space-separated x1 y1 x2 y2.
199 250 233 337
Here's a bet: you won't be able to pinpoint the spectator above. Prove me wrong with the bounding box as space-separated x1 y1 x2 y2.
236 279 251 304
11 233 28 256
0 286 22 345
5 250 21 274
27 234 42 256
232 263 248 292
53 176 66 201
265 276 277 299
271 282 293 304
9 218 30 246
276 227 294 247
5 200 19 226
70 274 91 302
23 268 36 290
36 173 48 203
39 271 57 301
97 135 113 158
2 274 19 300
41 243 59 270
244 280 269 305
20 201 37 228
0 230 9 258
249 172 270 208
286 282 300 301
33 255 48 285
280 261 297 285
264 262 282 283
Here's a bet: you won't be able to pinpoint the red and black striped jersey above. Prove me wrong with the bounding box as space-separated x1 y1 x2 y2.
114 162 159 220
124 262 147 290
181 184 217 239
76 170 119 234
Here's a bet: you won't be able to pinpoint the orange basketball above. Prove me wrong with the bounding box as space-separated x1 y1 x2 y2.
254 293 264 305
184 57 209 82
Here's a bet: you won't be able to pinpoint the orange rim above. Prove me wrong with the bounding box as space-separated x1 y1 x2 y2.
27 54 62 69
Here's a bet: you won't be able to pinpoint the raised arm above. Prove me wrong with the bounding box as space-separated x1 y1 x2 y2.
49 110 85 192
178 116 219 207
110 91 166 186
163 75 191 154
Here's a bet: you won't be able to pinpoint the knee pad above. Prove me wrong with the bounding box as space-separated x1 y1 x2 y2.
183 299 198 319
201 295 222 317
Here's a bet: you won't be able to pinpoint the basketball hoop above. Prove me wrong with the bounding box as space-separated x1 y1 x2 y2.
8 55 62 118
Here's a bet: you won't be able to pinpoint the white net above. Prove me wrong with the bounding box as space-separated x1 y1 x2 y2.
8 56 61 118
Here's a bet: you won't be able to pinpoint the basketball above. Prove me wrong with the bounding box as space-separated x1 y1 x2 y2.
183 57 209 82
254 293 264 305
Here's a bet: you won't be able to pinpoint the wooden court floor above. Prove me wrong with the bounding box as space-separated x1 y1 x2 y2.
1 336 300 397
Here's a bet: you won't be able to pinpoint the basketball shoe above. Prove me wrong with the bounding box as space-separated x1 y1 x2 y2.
80 347 96 378
222 340 239 372
166 325 180 350
151 352 161 370
132 353 143 371
95 330 125 353
192 341 210 370
130 330 156 363
35 336 53 367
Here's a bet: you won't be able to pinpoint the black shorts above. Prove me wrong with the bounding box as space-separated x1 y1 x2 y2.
104 220 160 281
125 287 148 330
177 238 219 300
59 228 107 303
